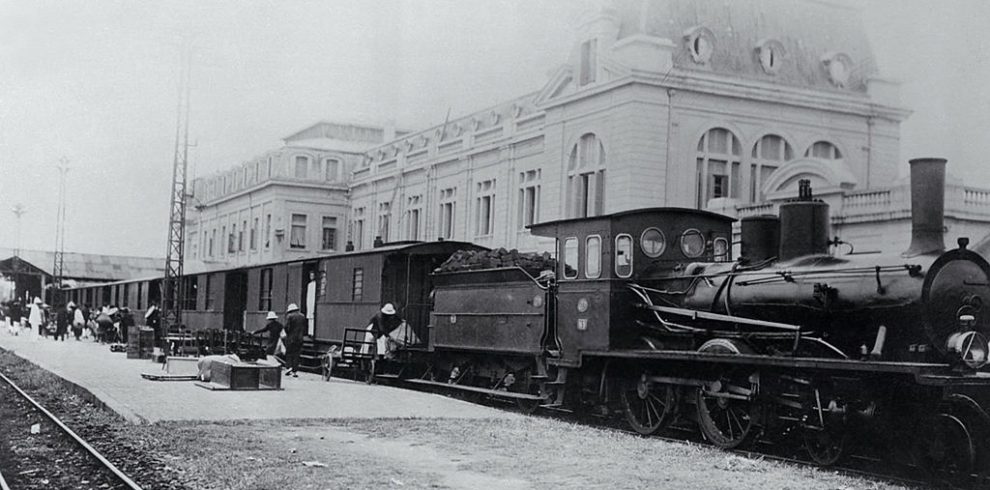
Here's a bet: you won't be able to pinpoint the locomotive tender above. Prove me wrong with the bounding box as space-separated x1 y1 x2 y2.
64 157 990 477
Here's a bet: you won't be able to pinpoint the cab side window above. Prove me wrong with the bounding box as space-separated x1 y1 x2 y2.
586 235 602 279
615 234 633 278
563 237 579 279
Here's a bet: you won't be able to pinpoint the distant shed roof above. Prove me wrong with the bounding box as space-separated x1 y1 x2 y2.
0 247 164 281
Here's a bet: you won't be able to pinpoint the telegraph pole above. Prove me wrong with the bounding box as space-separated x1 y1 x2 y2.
11 204 25 302
162 47 192 347
53 158 70 307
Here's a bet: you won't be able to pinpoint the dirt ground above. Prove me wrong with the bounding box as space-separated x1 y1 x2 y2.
117 417 910 490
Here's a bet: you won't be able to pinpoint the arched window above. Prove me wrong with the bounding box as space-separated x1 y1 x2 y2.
750 135 793 202
696 128 741 209
567 133 606 218
805 141 842 159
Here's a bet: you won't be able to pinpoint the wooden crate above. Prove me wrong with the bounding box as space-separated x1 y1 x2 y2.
196 358 281 391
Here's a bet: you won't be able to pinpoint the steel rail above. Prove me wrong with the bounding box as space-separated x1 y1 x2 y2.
0 371 143 490
0 467 10 490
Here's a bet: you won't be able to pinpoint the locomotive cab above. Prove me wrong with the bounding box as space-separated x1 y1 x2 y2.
528 208 734 366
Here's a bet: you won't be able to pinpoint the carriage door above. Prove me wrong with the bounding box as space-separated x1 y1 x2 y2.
404 254 440 346
300 261 319 337
222 271 248 331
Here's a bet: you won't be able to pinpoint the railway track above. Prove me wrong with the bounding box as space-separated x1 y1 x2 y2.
0 370 143 490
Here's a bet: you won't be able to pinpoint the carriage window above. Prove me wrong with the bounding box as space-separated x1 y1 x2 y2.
615 234 633 278
352 268 364 301
681 229 706 258
640 228 666 258
713 237 729 262
563 238 578 279
259 268 273 311
586 235 601 279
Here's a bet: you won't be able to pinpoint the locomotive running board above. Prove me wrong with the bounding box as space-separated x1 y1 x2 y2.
581 349 990 386
397 378 545 401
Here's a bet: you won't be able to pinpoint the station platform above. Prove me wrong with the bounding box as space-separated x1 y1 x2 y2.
0 332 512 424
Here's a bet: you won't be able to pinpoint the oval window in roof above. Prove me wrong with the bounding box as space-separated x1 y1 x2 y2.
640 228 666 258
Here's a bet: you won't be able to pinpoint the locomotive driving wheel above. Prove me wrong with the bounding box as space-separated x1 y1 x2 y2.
803 428 847 466
918 412 976 483
695 339 759 449
620 373 676 435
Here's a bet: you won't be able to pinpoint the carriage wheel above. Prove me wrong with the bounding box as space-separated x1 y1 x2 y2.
804 428 847 466
918 413 975 482
620 373 676 435
695 339 758 449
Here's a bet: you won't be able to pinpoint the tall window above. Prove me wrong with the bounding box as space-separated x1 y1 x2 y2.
294 155 309 178
518 170 541 228
475 179 496 236
209 229 215 257
439 188 456 239
579 38 597 85
290 213 307 249
250 217 258 250
567 133 606 218
265 214 272 249
259 268 273 310
326 159 340 182
221 226 227 255
322 216 337 250
239 220 246 252
406 195 422 240
228 224 236 253
352 207 365 249
696 128 742 209
377 202 391 242
750 135 793 202
267 157 273 178
805 141 842 159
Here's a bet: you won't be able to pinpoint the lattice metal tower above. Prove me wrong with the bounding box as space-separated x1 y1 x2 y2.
162 49 192 338
52 158 70 306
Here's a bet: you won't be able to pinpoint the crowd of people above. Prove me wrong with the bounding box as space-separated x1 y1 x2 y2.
0 297 160 345
2 294 405 379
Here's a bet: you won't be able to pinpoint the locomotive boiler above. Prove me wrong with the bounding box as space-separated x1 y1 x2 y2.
648 158 990 371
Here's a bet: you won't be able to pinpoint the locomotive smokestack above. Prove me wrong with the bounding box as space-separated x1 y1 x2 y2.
903 158 946 257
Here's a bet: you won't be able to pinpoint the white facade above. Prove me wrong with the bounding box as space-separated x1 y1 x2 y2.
347 0 977 256
195 1 990 266
187 122 397 268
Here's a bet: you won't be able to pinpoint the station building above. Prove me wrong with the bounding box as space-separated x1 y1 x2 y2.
188 0 990 270
186 121 407 268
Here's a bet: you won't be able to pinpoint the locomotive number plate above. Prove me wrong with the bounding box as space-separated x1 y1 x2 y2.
577 319 587 331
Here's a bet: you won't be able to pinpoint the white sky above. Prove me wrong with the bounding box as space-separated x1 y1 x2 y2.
0 0 988 258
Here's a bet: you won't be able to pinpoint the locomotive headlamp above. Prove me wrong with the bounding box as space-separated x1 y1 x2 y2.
945 330 990 370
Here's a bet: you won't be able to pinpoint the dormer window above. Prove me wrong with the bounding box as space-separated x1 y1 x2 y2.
756 39 785 74
684 26 715 64
579 38 597 86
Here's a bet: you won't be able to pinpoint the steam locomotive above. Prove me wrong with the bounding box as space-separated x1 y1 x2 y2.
395 157 990 479
63 157 990 479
